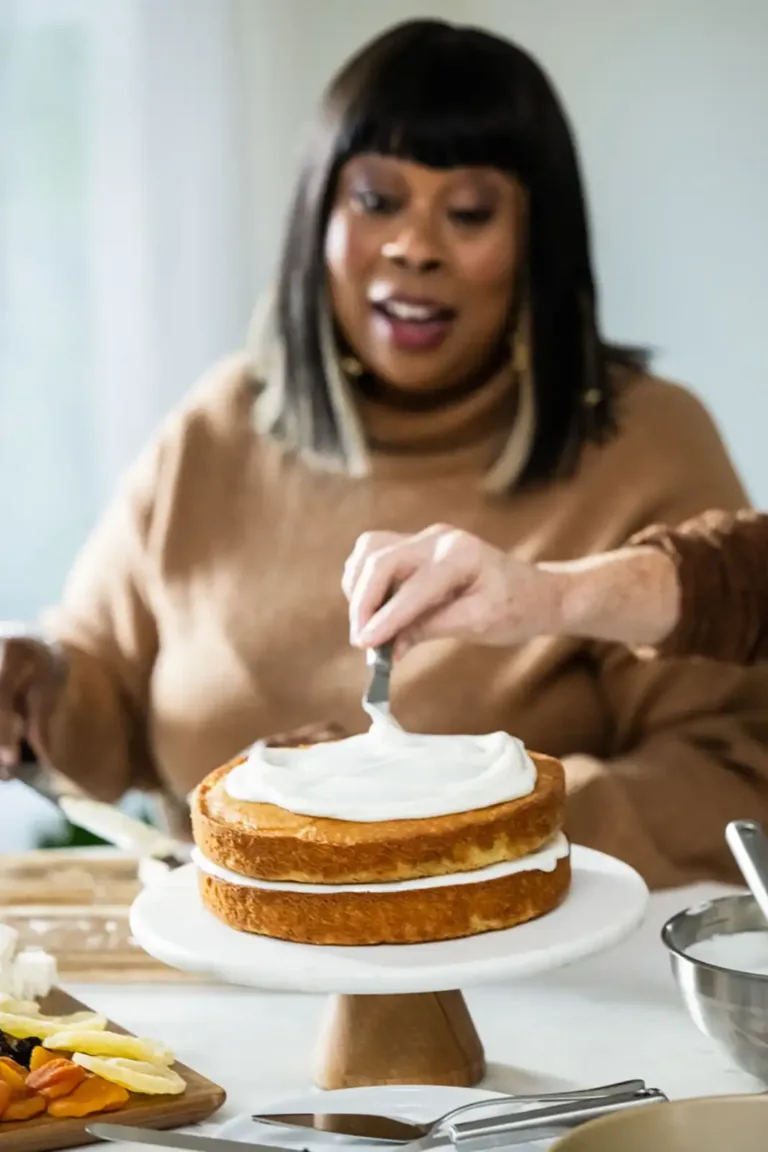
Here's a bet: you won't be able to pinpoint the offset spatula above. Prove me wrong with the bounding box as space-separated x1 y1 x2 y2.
726 819 768 924
364 640 394 716
15 748 190 869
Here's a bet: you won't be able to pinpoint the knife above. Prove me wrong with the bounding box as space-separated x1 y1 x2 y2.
16 757 190 869
87 1125 276 1152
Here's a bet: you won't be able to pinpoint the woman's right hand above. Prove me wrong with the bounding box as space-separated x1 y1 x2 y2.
344 525 681 657
344 525 565 655
0 632 67 777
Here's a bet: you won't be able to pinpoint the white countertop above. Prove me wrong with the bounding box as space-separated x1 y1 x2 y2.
60 880 762 1150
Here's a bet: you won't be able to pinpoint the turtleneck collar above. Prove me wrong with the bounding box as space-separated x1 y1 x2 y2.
357 365 519 480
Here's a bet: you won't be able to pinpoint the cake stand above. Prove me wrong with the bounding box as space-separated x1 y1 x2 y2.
130 848 647 1091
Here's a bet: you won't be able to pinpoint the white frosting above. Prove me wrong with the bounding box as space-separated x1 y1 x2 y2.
193 833 569 895
0 924 57 1000
686 930 768 976
223 712 537 822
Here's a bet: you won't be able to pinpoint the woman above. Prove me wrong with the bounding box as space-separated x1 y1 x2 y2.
2 19 767 889
344 510 768 665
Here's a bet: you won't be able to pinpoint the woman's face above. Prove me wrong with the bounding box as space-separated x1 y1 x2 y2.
325 156 523 393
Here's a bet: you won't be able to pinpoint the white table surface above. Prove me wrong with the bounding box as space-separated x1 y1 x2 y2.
63 881 762 1150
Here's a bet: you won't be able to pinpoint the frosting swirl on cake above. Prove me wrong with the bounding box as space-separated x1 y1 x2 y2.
223 713 537 821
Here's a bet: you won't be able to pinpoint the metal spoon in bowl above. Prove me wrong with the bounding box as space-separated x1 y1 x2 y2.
725 819 768 924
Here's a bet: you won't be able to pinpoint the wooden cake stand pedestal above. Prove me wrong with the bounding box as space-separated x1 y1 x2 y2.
130 851 648 1089
314 990 485 1089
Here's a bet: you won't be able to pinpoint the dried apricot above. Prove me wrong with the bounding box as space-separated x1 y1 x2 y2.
0 1081 11 1118
0 1056 27 1092
47 1075 129 1118
27 1057 85 1099
1 1091 46 1121
29 1046 58 1071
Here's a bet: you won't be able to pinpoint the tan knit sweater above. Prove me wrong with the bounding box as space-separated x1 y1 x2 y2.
42 355 768 888
633 510 768 664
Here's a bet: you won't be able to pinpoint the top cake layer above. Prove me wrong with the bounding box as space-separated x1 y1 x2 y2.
191 751 565 885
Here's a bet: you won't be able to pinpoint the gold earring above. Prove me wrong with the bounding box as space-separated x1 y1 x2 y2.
510 301 531 377
340 355 364 378
583 388 601 408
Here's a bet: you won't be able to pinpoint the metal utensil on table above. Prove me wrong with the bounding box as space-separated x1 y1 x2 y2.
88 1128 278 1152
91 1089 666 1152
726 819 768 924
252 1078 648 1142
15 746 190 870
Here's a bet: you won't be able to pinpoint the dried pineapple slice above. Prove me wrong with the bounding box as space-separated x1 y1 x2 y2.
73 1054 186 1095
0 995 41 1017
47 1011 107 1029
0 1009 106 1040
45 1029 174 1066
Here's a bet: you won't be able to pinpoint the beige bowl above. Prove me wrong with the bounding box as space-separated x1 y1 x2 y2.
551 1095 768 1152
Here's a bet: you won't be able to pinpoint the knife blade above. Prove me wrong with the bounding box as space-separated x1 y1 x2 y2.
87 1124 277 1152
16 760 190 869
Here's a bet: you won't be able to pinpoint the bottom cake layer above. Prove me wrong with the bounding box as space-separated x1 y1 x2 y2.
196 847 572 945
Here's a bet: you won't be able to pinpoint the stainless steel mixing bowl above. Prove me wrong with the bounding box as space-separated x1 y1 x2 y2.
662 893 768 1083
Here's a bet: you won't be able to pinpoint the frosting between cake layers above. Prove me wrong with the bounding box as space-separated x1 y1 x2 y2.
192 832 568 894
223 712 537 821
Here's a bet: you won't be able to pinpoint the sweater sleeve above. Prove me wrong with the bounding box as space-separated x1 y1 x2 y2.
628 510 768 664
562 378 768 888
40 432 164 802
564 645 768 888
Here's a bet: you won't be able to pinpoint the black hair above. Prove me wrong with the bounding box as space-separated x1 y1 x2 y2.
276 19 648 485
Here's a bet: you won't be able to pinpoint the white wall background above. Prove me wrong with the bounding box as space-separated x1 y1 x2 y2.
236 0 768 502
1 0 767 624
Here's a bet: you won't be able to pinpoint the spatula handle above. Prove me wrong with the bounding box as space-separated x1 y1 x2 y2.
726 819 768 923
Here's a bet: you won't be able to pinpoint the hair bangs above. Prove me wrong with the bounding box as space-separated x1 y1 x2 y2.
335 32 534 179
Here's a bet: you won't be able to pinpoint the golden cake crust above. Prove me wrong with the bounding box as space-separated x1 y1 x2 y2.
197 853 571 945
192 751 565 884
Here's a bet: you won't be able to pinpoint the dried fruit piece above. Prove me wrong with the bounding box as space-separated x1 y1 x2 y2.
0 997 41 1018
0 1013 67 1041
45 1029 174 1066
73 1055 186 1095
0 1030 42 1067
0 1080 11 1118
1 1091 46 1121
0 1056 27 1092
26 1057 85 1099
47 1011 106 1030
47 1076 129 1118
29 1046 58 1071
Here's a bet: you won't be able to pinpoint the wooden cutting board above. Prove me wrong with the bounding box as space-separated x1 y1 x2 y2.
0 989 226 1152
0 851 203 983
